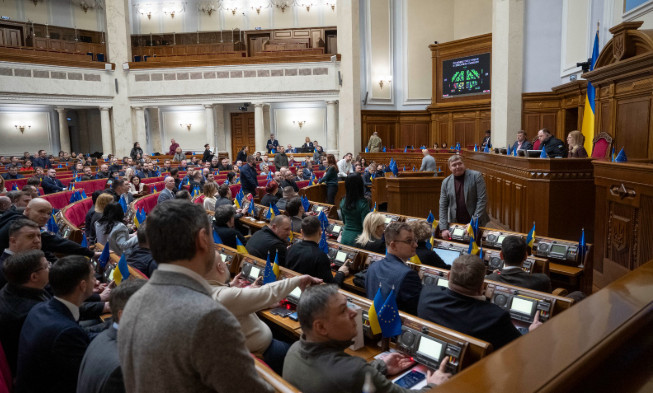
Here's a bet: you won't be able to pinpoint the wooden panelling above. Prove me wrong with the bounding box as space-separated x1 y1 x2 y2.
230 112 255 158
386 177 443 217
615 97 650 159
522 81 586 141
361 111 431 149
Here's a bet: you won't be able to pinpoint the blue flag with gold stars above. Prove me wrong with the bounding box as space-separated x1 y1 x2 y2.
378 288 402 338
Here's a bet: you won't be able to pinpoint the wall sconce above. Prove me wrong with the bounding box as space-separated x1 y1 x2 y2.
325 1 335 11
293 120 307 129
146 11 152 19
297 1 313 11
179 123 192 131
378 76 392 89
137 4 154 19
15 124 31 134
272 0 294 13
199 4 218 16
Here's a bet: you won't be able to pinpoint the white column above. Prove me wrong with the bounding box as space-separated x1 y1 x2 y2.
55 107 71 153
133 106 147 146
491 0 524 148
337 0 362 155
215 104 225 154
99 107 113 156
254 103 266 153
204 104 215 150
326 100 338 153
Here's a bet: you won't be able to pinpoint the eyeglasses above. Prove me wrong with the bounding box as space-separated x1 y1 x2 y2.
394 238 417 245
34 261 52 272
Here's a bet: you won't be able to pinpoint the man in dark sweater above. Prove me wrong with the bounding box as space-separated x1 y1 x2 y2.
285 216 349 286
125 222 158 278
239 156 259 196
485 236 552 293
418 254 542 350
213 205 247 250
245 215 290 265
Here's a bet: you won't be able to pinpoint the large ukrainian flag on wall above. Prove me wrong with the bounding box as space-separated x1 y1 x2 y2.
581 30 600 154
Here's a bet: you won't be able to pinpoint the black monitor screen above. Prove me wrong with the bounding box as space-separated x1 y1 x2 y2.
442 53 491 98
434 248 460 266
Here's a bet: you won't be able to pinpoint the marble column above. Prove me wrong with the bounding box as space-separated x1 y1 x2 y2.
99 107 113 156
337 0 362 156
133 106 147 147
326 101 338 153
214 104 225 154
204 104 215 150
55 107 71 153
491 0 524 148
254 103 266 153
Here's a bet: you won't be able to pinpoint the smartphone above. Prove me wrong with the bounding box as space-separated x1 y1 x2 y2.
394 370 426 388
288 312 298 321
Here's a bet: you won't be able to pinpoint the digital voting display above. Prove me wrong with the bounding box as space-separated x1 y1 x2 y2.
442 53 491 98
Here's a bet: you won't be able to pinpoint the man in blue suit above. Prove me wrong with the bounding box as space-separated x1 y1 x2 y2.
33 150 52 169
16 255 96 393
365 222 422 315
41 168 66 194
511 130 533 152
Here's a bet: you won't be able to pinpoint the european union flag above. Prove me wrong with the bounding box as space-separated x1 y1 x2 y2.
507 146 512 156
483 144 490 153
382 146 386 152
378 288 402 338
46 214 58 233
540 147 547 158
404 146 408 153
248 200 256 217
213 229 223 244
137 208 147 224
113 253 130 285
318 229 329 254
426 211 435 224
317 210 329 229
578 228 586 263
301 195 310 212
391 162 398 177
615 147 627 163
80 233 88 248
98 241 110 268
263 252 277 284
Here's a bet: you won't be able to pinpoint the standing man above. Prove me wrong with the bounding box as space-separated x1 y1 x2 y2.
240 155 259 197
438 155 489 239
511 130 533 152
168 139 180 155
367 131 382 152
419 149 437 172
118 201 273 392
364 222 422 315
236 146 249 163
266 134 279 153
537 128 567 158
274 146 289 168
157 176 176 204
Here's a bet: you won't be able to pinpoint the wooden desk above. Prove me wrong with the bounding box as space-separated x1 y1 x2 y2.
386 176 443 217
461 151 595 243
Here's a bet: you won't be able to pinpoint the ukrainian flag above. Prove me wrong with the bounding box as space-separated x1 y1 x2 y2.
273 252 280 279
213 230 223 244
367 287 383 335
526 222 536 248
409 254 422 265
581 29 600 153
113 253 130 285
236 237 247 254
467 220 479 255
266 204 275 220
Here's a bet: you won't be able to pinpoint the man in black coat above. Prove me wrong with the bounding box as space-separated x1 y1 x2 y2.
41 168 66 194
16 256 96 393
418 254 542 350
77 279 146 393
245 215 290 265
0 250 50 375
125 222 158 278
33 149 52 169
537 128 567 158
239 156 259 196
486 236 552 293
213 205 247 250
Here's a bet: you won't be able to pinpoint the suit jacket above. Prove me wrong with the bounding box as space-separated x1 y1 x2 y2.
117 269 273 393
1 173 22 180
511 140 533 152
245 226 287 265
77 326 125 393
365 253 422 315
125 247 158 278
419 154 437 172
418 287 521 350
42 175 65 194
266 139 279 153
16 298 90 393
481 135 491 149
438 169 489 230
486 268 552 293
157 188 175 204
33 156 52 169
240 164 258 195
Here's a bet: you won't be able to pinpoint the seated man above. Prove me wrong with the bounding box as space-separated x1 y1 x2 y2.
16 256 95 393
217 158 233 172
209 156 221 170
283 285 451 392
41 168 66 194
204 253 321 374
418 254 541 350
77 279 147 393
245 215 290 265
486 235 552 293
0 219 42 288
365 222 422 315
157 176 176 204
285 216 349 286
280 170 299 192
95 164 111 179
284 197 304 233
125 221 158 278
2 165 23 180
276 186 297 211
7 190 32 210
511 130 533 152
537 128 567 158
213 205 247 250
0 249 50 375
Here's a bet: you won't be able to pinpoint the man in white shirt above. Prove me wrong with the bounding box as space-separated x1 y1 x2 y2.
337 153 354 178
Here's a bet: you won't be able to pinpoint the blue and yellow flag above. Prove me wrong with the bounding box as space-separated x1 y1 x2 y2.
309 173 317 186
467 219 479 255
113 253 130 285
581 29 600 154
318 229 329 254
371 202 377 213
213 229 223 244
46 214 58 233
263 252 277 284
526 222 536 248
409 253 421 265
236 237 247 254
367 286 383 335
578 228 586 263
248 200 256 216
266 204 276 220
80 233 88 248
273 251 280 279
119 195 128 213
378 288 402 338
98 241 110 268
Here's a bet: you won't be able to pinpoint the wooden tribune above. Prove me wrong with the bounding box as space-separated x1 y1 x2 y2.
386 176 443 217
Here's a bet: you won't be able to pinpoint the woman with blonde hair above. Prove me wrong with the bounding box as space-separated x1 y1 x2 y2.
87 193 115 245
354 212 386 254
202 182 218 211
567 130 588 158
123 167 134 183
173 146 185 162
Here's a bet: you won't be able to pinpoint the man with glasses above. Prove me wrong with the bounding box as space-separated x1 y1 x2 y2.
364 222 422 315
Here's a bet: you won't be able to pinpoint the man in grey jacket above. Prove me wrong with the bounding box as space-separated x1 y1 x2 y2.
439 155 489 239
419 149 437 172
283 285 451 392
117 200 273 393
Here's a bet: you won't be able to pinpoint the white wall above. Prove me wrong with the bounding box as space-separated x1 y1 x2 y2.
0 108 54 155
271 102 327 148
523 0 564 92
160 106 206 152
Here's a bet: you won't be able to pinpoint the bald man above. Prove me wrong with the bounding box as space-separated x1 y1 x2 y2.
157 176 176 204
0 196 11 216
0 198 98 261
420 149 437 172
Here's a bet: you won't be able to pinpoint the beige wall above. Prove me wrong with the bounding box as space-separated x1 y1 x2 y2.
405 0 454 101
453 0 492 40
273 107 326 148
0 0 100 30
368 0 392 101
0 111 52 155
613 0 653 29
161 109 207 152
562 0 589 76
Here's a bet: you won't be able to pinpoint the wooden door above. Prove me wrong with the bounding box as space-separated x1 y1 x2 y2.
231 112 255 161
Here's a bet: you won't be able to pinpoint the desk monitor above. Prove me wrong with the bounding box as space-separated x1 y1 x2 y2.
417 336 444 362
287 286 302 304
384 217 393 225
315 206 325 212
332 224 342 233
526 150 542 158
550 244 568 255
434 248 460 266
248 265 261 280
335 251 348 263
510 296 535 316
517 149 527 157
497 235 506 244
452 227 465 238
436 278 449 288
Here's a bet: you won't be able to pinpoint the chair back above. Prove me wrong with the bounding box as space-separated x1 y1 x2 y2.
532 138 541 150
592 131 613 159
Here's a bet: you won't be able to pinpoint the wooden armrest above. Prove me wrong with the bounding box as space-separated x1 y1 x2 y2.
552 287 568 297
